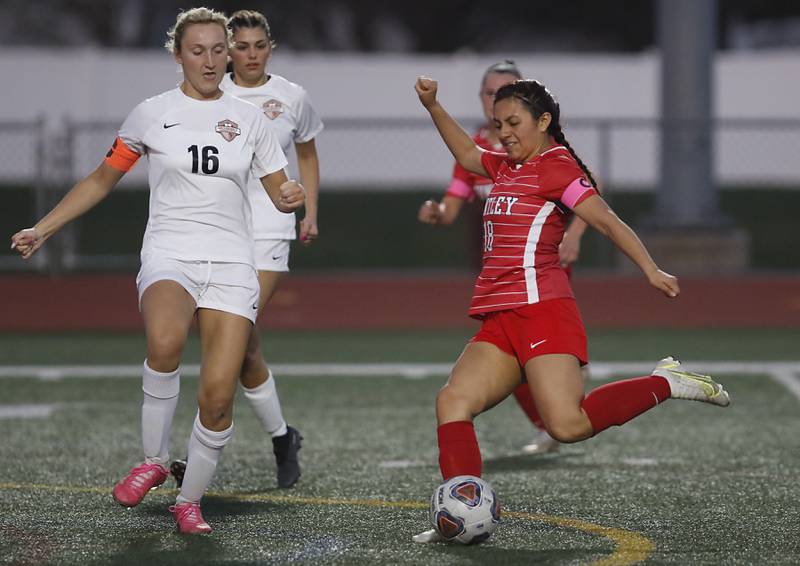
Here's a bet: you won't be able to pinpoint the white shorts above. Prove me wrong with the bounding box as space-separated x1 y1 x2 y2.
253 239 291 272
136 255 260 323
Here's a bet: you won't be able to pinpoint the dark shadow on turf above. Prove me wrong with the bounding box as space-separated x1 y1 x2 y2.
97 533 221 566
483 451 586 474
430 543 598 565
135 496 285 519
202 496 288 519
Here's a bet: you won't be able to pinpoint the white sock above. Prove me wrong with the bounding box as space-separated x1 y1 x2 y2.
177 414 234 504
141 360 179 466
243 370 288 437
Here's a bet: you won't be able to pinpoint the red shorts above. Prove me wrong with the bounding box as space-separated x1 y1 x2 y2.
471 298 588 367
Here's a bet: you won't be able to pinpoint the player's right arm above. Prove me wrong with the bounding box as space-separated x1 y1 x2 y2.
415 76 488 178
11 159 126 259
259 169 305 213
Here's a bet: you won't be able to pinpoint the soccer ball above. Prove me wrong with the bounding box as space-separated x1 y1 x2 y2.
429 475 501 544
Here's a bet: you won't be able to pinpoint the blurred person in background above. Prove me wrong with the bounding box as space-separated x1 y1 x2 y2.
171 8 322 492
417 60 590 455
413 75 730 543
11 7 304 534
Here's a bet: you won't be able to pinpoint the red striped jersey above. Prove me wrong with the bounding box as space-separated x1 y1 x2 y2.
445 127 502 202
469 146 597 317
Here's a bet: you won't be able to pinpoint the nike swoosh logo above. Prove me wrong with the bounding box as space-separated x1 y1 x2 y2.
530 339 547 350
272 255 283 260
163 122 180 129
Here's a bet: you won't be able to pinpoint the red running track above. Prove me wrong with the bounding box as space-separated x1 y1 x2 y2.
0 272 799 331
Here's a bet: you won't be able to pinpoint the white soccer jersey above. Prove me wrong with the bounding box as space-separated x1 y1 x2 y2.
221 73 324 240
114 88 288 265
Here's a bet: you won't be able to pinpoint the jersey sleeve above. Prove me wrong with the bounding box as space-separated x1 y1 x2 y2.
293 88 324 144
445 162 476 201
479 150 508 182
251 113 289 179
104 102 147 172
539 157 598 209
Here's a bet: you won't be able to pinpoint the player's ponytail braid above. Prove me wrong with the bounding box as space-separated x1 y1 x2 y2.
551 126 598 189
495 80 597 189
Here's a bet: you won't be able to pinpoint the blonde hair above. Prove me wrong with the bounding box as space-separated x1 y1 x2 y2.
164 7 231 54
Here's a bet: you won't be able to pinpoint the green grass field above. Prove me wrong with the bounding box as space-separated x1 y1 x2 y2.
1 329 799 565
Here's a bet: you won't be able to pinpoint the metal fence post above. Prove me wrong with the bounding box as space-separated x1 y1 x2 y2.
31 114 49 272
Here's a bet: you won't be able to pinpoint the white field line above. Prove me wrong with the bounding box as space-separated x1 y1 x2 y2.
0 361 799 379
0 361 799 401
0 363 455 380
769 369 800 402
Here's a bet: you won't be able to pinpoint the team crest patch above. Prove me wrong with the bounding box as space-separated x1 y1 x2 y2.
215 119 241 142
262 99 284 120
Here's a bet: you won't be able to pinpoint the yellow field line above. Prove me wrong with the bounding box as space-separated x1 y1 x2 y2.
0 482 653 565
505 511 655 566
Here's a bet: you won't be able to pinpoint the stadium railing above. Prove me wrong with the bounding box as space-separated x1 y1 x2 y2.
2 116 799 272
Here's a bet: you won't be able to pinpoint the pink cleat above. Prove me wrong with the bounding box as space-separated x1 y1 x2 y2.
112 462 169 508
170 502 212 534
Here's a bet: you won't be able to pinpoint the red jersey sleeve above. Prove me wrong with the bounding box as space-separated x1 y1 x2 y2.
538 156 598 209
479 150 508 181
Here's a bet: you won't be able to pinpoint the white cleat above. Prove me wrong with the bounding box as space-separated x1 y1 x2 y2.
412 529 444 543
521 429 560 455
651 356 731 407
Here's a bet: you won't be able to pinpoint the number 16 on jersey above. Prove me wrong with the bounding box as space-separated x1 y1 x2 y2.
188 145 219 175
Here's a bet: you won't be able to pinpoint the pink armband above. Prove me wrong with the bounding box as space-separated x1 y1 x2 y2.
561 177 596 209
445 178 473 200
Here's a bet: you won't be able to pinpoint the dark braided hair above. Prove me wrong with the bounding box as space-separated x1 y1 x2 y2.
495 79 598 189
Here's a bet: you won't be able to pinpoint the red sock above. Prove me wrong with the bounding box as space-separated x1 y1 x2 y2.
437 421 482 480
512 382 546 430
581 376 670 435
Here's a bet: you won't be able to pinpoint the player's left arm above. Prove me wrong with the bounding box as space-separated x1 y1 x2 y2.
260 169 305 214
559 178 602 266
295 139 319 245
573 194 679 298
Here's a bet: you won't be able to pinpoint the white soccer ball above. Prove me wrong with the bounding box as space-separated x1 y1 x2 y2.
429 475 501 544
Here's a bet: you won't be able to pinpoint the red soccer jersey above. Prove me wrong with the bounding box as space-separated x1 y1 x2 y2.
445 127 503 202
469 146 598 317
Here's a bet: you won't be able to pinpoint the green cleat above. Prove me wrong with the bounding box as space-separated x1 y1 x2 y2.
652 356 731 407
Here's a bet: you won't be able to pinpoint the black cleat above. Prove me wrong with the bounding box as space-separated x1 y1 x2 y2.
170 459 187 488
273 426 303 488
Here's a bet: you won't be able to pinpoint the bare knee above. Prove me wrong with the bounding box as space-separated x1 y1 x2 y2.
436 383 483 422
239 335 267 388
147 330 185 372
198 391 235 430
544 413 593 443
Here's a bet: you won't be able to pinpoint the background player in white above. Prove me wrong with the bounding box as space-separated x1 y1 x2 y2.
418 60 590 455
10 7 304 534
173 10 323 489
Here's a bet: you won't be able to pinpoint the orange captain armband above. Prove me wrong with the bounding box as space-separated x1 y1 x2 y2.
104 137 141 172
